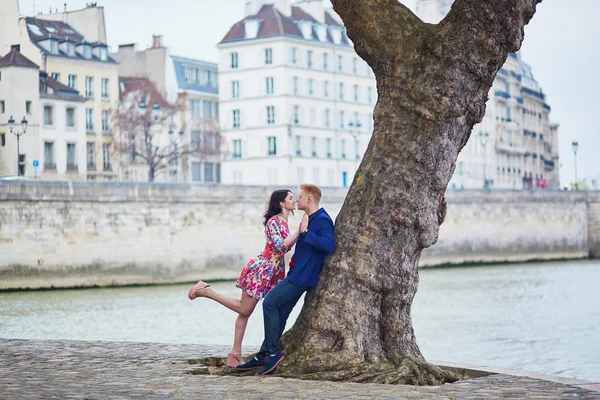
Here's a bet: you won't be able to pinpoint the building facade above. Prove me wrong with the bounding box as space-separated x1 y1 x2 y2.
416 0 560 190
112 36 221 183
218 0 377 187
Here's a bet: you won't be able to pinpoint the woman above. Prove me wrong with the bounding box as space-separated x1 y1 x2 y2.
188 189 302 367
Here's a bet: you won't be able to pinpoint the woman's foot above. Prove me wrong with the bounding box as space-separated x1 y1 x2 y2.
188 280 211 300
226 350 244 367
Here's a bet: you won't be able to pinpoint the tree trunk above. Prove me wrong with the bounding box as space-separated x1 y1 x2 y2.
278 0 543 384
148 166 155 182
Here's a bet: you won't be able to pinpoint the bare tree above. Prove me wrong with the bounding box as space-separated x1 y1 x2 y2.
113 79 222 182
273 0 544 385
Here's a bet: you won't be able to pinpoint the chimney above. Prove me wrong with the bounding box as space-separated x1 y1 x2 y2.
11 44 21 52
151 35 163 49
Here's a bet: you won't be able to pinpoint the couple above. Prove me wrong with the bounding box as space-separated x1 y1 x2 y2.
188 183 335 375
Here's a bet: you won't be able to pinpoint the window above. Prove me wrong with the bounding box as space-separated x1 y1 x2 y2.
100 47 107 61
232 109 240 128
354 84 359 102
191 130 202 149
0 100 4 113
0 132 5 147
324 81 329 98
368 87 373 103
231 80 240 98
293 77 299 95
326 138 332 158
324 109 330 128
293 105 299 124
86 109 94 132
85 77 93 97
311 137 317 157
266 77 274 94
87 142 95 169
353 57 357 74
290 47 297 64
339 110 345 128
265 48 272 65
323 53 328 70
18 154 25 176
295 135 302 155
192 162 202 182
50 40 58 54
51 72 60 81
44 142 55 168
338 55 343 72
26 101 32 115
190 99 201 117
267 136 277 155
267 106 275 124
67 143 76 170
66 108 75 127
307 50 313 68
101 78 109 99
43 105 53 125
339 83 344 101
204 162 215 183
67 42 75 57
341 139 347 158
231 52 238 69
102 110 110 133
203 100 213 118
84 45 92 59
103 143 111 170
216 163 221 183
308 79 314 96
233 139 242 158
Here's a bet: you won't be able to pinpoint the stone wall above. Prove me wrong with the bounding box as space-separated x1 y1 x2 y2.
1 181 598 290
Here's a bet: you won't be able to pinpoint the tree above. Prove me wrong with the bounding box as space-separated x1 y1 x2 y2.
276 0 543 385
113 78 222 182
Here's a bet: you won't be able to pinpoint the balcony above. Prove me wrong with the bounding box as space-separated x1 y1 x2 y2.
103 164 112 172
87 163 96 171
521 87 545 101
495 138 525 155
67 163 78 171
543 103 551 111
544 159 555 170
494 90 510 101
44 162 56 170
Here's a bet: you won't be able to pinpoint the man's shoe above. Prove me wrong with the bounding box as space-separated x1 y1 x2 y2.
259 352 285 375
234 356 265 371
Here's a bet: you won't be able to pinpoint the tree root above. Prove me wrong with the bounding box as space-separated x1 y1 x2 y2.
186 355 465 386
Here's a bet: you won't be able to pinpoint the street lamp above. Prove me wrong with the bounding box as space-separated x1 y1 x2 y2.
572 140 579 190
479 131 489 189
8 115 28 176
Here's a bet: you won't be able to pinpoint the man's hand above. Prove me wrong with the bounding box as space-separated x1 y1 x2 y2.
299 213 308 234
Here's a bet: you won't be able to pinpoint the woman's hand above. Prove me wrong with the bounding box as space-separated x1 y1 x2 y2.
299 213 309 234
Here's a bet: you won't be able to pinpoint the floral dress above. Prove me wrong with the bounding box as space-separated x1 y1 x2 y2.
236 216 290 300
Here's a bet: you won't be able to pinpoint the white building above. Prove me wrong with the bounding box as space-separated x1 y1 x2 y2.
112 36 221 184
218 0 377 187
416 0 560 190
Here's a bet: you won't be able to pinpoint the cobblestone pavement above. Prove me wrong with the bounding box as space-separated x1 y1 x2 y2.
1 339 599 399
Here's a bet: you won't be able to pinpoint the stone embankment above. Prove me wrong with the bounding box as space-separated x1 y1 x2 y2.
1 181 599 290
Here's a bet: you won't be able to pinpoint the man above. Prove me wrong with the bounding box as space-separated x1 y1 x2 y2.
235 183 335 375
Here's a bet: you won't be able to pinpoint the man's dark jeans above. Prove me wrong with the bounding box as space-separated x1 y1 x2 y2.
256 277 310 358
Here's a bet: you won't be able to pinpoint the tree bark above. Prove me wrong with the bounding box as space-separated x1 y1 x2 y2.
279 0 543 383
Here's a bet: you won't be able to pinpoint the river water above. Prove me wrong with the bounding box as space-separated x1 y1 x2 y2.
1 260 598 382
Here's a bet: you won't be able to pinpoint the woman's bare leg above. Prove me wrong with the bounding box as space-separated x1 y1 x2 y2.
227 291 258 366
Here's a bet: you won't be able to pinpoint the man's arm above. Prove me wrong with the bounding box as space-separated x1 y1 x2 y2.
303 218 335 254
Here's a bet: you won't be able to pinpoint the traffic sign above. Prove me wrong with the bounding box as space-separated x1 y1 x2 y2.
33 160 39 167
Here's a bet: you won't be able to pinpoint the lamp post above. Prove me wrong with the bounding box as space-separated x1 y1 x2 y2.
348 119 362 171
571 140 579 190
479 131 489 189
8 116 28 176
168 127 184 182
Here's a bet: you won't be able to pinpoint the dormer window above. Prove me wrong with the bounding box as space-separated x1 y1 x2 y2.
84 45 92 59
298 21 313 40
99 48 107 61
67 42 75 57
50 40 59 55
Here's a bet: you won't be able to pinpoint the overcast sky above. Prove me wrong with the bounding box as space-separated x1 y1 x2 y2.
21 0 600 187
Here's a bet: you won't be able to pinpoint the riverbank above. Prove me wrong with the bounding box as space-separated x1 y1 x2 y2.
1 338 598 399
1 181 599 291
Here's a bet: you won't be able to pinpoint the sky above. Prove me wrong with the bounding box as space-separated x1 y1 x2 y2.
20 0 600 188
